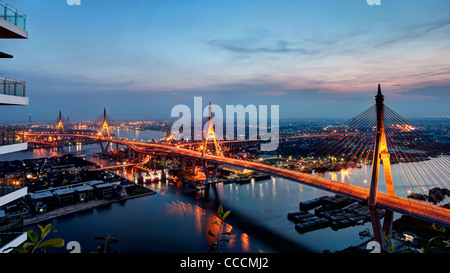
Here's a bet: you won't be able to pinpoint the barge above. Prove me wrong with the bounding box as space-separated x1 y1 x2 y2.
288 195 384 234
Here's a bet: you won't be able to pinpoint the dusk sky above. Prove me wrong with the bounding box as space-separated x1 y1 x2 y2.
1 0 449 123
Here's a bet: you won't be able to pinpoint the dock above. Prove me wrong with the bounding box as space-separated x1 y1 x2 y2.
288 195 385 234
24 187 156 227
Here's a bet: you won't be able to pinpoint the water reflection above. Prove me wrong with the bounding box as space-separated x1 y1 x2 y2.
164 199 255 253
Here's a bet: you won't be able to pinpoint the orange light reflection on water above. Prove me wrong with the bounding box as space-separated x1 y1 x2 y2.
164 201 254 252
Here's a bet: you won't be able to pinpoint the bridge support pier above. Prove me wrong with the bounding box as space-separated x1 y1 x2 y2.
192 160 197 175
99 141 111 155
172 157 178 168
181 157 186 171
382 209 394 243
369 207 386 250
201 159 211 181
201 159 220 183
211 164 219 181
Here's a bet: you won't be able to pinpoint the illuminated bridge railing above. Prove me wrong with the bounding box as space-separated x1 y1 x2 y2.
0 0 26 30
0 77 26 97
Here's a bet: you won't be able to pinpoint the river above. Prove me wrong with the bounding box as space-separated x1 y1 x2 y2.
1 128 446 253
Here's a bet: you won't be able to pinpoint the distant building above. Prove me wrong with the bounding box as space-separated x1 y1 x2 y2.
0 1 29 253
73 184 94 202
53 188 76 206
91 182 113 199
29 191 54 213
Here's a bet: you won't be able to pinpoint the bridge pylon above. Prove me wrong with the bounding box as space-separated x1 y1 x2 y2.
56 110 65 133
368 84 395 250
100 107 111 138
201 100 223 182
201 100 222 158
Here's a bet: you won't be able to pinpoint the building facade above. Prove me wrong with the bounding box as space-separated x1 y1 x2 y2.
0 0 29 253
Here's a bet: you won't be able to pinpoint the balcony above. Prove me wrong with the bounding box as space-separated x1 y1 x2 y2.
0 186 28 253
0 1 27 39
0 126 27 154
0 77 28 105
0 215 26 253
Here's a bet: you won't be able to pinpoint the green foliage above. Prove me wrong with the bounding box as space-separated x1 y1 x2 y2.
94 234 119 253
12 223 64 253
424 224 450 253
208 204 232 253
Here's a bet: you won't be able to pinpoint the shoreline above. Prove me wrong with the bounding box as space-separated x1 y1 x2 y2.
24 191 156 227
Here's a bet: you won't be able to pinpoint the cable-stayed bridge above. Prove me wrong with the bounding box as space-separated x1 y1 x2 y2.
24 86 450 249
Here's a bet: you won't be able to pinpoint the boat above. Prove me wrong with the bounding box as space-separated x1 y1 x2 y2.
253 174 271 181
359 228 371 239
331 219 354 230
195 183 206 191
287 211 310 221
235 178 251 185
295 218 331 234
290 213 316 223
299 197 326 211
314 195 356 213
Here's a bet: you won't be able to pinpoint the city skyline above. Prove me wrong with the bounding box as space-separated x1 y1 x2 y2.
0 0 449 123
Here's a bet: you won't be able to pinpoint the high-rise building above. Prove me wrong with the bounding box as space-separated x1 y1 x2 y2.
0 0 29 253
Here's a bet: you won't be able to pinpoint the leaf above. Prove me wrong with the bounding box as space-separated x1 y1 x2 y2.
221 232 233 236
9 247 26 253
23 242 35 250
390 242 395 253
217 205 224 218
27 229 38 245
212 221 221 227
40 223 53 239
219 238 230 243
37 238 65 249
108 238 119 244
222 210 231 221
97 243 105 253
208 230 216 238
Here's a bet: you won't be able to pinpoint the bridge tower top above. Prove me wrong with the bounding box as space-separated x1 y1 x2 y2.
101 107 111 138
201 100 222 158
56 110 65 133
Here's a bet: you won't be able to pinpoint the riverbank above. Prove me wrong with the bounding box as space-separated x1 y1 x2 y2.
24 188 156 227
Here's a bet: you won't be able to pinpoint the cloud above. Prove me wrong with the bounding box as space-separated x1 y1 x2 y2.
373 18 450 48
207 38 319 55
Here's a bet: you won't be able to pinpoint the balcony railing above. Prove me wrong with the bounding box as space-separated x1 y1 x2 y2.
0 126 25 146
0 77 26 97
0 215 24 251
0 1 26 30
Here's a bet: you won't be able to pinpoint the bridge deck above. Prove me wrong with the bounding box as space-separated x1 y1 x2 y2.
26 134 450 228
